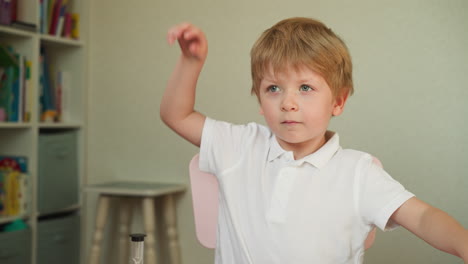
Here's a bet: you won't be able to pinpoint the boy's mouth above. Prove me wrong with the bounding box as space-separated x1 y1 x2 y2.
281 120 300 125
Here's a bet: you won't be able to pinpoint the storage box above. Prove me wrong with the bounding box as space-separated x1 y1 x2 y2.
0 228 32 264
37 213 80 264
38 131 79 214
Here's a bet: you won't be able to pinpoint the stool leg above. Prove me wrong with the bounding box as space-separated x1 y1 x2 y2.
118 198 132 264
88 195 111 264
163 195 182 264
142 197 157 264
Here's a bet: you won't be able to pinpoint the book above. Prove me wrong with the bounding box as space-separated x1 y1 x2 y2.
0 156 28 217
0 45 25 122
0 155 28 172
0 170 5 215
16 0 37 26
54 0 68 37
39 48 58 122
4 170 20 216
63 12 71 38
0 171 22 217
39 48 55 113
0 68 7 121
48 0 61 35
23 60 32 122
1 67 15 121
47 0 56 34
40 0 47 33
0 44 18 67
55 70 62 120
71 12 79 39
0 0 12 25
55 70 71 122
10 0 15 21
9 52 22 122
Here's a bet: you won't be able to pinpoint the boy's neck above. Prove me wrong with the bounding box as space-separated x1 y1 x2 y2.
276 132 332 160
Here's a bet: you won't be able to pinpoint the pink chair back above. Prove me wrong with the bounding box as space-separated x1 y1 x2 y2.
189 154 218 248
189 154 381 250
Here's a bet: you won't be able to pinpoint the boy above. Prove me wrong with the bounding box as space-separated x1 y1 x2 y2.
161 17 468 263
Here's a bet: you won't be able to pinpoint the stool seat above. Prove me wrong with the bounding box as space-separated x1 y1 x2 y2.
86 181 186 197
86 181 186 264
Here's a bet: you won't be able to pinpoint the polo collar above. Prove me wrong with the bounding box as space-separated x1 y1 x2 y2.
267 131 340 169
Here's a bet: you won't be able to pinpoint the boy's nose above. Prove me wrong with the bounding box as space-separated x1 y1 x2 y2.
281 93 298 112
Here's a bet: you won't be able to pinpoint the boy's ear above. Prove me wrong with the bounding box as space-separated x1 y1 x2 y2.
332 92 349 116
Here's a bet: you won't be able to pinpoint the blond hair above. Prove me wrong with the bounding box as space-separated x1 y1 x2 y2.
250 17 353 100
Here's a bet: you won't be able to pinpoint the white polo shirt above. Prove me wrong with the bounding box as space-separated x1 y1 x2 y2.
199 118 414 264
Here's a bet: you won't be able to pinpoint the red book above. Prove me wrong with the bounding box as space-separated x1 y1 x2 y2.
48 0 61 35
11 0 16 21
63 13 72 37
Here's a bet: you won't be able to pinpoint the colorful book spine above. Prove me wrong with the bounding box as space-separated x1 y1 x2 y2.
0 45 31 123
3 67 15 121
54 0 68 37
0 0 12 25
0 156 28 217
23 60 32 122
40 0 48 33
16 0 37 26
71 12 79 39
46 0 55 34
63 12 72 38
48 0 61 35
39 48 58 122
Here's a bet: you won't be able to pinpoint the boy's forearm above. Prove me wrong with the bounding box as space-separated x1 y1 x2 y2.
160 55 204 127
418 206 468 260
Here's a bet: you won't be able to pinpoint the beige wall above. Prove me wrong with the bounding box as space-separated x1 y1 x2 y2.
86 0 468 263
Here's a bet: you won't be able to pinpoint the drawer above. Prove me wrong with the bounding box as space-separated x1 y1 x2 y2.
38 131 79 213
37 214 80 264
0 228 32 264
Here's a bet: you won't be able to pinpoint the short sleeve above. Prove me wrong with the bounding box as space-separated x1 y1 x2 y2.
357 155 415 231
199 117 257 176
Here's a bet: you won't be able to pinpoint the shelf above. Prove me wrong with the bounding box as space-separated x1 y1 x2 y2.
0 25 35 38
39 122 83 129
0 123 83 129
0 122 33 129
0 213 29 225
40 34 84 47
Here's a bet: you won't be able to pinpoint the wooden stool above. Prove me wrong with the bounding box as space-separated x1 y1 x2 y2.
86 181 186 264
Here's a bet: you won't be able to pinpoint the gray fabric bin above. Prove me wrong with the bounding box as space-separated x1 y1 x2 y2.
37 214 80 264
38 131 79 214
0 228 32 264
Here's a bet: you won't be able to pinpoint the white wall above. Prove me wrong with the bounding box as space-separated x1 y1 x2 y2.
87 0 468 263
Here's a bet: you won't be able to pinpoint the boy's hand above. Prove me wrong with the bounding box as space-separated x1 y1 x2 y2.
167 23 208 61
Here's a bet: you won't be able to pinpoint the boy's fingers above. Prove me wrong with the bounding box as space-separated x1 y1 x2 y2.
167 22 207 59
189 43 199 56
167 23 192 44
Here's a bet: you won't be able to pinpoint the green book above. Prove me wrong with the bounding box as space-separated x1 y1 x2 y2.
0 45 18 67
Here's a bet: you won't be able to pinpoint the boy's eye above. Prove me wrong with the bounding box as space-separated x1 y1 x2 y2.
300 85 313 92
267 85 280 92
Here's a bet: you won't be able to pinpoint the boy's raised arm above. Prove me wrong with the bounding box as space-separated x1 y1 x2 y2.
391 197 468 262
160 23 208 147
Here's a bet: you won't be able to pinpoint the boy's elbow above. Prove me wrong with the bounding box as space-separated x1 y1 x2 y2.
159 105 185 131
159 104 172 128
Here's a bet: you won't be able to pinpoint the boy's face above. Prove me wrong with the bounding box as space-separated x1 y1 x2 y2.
258 65 347 155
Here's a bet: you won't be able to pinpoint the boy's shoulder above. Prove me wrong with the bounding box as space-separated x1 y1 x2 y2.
335 147 381 169
208 118 272 138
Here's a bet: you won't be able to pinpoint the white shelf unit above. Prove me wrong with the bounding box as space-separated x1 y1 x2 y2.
0 0 88 263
